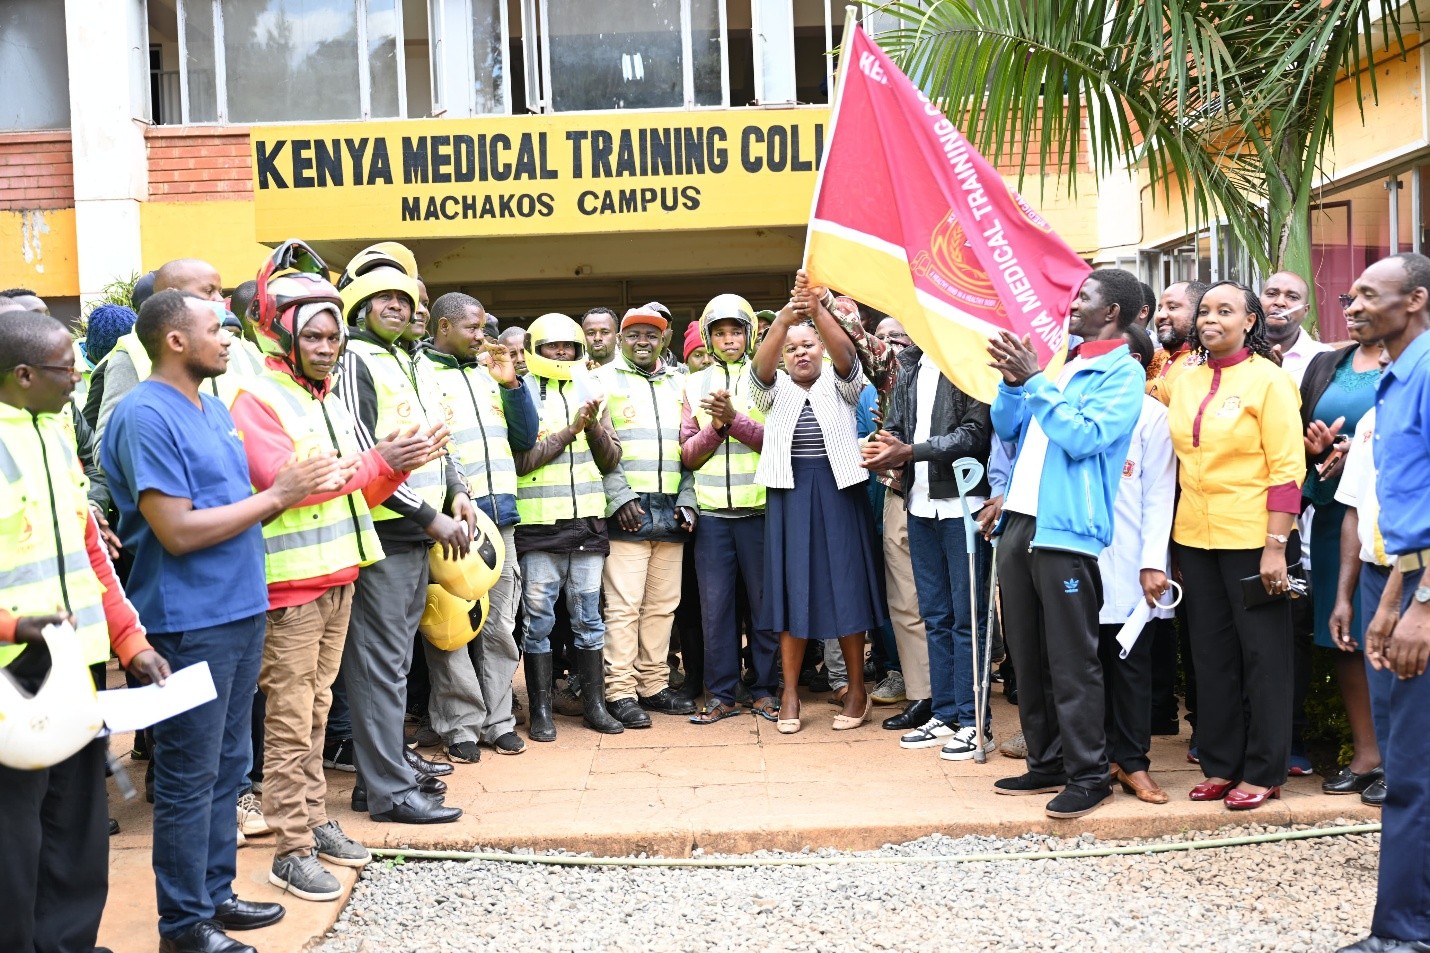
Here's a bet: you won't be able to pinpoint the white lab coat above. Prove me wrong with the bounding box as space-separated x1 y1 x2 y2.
1097 396 1177 624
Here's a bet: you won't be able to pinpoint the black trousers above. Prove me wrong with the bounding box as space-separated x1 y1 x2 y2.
996 513 1108 790
1175 544 1293 787
1097 623 1153 774
0 736 110 953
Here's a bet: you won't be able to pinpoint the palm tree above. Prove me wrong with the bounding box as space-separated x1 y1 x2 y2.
877 0 1420 310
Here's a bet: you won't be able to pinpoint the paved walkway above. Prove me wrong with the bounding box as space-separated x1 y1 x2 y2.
99 693 1378 953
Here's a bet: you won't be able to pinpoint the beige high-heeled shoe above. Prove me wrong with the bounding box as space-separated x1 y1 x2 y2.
831 696 872 730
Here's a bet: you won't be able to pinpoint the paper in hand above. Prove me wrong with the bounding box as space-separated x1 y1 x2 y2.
98 661 217 732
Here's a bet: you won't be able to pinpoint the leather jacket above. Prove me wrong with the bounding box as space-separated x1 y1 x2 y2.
883 346 992 505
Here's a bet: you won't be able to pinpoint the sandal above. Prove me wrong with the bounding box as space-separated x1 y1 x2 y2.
750 697 781 722
689 700 740 725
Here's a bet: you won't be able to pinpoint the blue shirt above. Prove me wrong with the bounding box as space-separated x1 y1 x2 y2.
1373 328 1430 555
101 380 268 633
855 382 879 438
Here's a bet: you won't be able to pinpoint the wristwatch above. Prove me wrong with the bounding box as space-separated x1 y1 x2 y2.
1415 586 1430 605
1266 533 1289 545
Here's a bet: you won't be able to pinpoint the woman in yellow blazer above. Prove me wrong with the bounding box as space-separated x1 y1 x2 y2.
1160 281 1306 810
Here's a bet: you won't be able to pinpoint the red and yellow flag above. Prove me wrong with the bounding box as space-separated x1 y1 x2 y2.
805 25 1090 403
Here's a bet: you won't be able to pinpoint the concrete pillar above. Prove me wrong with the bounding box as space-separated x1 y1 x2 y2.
64 0 148 305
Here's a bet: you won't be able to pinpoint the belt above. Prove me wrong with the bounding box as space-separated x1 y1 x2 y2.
1397 548 1430 573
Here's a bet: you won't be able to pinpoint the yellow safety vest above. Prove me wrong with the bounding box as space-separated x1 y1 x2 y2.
344 338 448 521
108 330 262 408
422 352 518 512
515 377 606 525
597 356 683 496
236 372 385 584
0 403 110 668
682 359 766 512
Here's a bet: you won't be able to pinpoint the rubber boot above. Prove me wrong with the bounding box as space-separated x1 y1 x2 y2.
576 647 624 734
525 652 556 742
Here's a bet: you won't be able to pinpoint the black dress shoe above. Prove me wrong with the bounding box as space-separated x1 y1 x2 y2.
882 698 932 731
1323 764 1384 795
1361 777 1388 806
159 920 254 953
109 817 120 836
213 896 286 931
352 774 445 813
403 747 453 777
371 790 462 824
608 697 653 728
638 688 697 715
1337 935 1430 952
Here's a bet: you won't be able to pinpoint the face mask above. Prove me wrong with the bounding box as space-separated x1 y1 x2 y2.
205 299 240 329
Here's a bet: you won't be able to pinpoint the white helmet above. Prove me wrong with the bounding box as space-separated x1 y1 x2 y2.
0 622 104 770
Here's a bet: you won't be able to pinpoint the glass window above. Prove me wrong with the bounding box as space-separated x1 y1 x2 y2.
181 0 220 122
471 0 506 114
367 0 403 119
0 0 71 131
543 0 725 111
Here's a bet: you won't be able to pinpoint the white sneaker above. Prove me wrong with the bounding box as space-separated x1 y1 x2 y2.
237 791 272 837
899 717 955 749
940 724 994 761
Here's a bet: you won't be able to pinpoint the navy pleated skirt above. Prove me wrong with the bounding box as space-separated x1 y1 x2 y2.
760 455 887 640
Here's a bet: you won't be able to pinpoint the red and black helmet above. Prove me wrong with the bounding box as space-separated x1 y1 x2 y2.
252 240 343 363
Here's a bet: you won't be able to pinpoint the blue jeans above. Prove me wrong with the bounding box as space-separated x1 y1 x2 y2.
907 514 989 728
1357 563 1402 762
520 550 605 653
147 614 265 939
695 514 778 704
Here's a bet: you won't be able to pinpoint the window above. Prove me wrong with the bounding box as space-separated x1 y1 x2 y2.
428 0 509 117
0 0 71 131
175 0 405 123
540 0 728 112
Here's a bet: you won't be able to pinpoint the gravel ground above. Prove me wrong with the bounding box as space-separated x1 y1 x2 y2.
315 821 1379 953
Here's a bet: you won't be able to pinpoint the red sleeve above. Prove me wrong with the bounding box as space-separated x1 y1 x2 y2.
0 610 15 645
85 511 152 667
231 392 405 509
727 412 764 453
1267 481 1302 513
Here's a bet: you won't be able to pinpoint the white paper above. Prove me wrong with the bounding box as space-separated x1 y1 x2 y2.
1116 582 1183 660
99 661 217 732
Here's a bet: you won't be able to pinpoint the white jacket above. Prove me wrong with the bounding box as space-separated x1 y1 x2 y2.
1098 395 1176 624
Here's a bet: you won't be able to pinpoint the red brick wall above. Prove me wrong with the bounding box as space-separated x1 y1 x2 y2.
0 132 75 211
146 126 253 201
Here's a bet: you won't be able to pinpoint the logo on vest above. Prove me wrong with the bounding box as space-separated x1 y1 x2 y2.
396 400 413 419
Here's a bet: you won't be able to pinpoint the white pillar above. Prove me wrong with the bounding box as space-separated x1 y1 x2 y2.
752 0 796 105
64 0 148 305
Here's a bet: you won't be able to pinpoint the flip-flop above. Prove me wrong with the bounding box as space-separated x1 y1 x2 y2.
750 698 781 722
689 700 740 725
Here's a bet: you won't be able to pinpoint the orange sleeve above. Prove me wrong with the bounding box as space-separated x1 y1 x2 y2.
85 510 153 667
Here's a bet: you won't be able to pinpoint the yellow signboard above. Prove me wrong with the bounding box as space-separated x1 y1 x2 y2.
250 108 829 242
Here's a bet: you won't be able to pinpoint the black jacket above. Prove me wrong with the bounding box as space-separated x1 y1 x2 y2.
883 346 992 505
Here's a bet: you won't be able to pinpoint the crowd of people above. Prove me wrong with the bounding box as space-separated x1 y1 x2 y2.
1 241 1429 953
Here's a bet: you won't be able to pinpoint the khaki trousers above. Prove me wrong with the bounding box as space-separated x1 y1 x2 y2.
603 539 685 700
258 584 353 856
883 493 931 699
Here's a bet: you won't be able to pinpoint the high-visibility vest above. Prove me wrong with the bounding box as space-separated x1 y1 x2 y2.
422 352 518 514
107 330 262 408
682 359 766 512
344 338 448 521
0 404 109 668
515 376 606 525
236 372 385 584
597 356 683 496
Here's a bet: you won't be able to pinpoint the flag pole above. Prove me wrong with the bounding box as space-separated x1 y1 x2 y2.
800 4 861 270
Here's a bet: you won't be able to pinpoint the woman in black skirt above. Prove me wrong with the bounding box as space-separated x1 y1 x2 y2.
751 273 886 733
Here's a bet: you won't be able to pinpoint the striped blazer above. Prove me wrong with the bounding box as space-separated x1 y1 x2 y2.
750 362 869 490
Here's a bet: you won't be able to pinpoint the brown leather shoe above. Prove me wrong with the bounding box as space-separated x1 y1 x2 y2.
1115 767 1170 804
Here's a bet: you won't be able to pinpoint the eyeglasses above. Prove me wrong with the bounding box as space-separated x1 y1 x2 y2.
1338 294 1355 309
27 363 81 378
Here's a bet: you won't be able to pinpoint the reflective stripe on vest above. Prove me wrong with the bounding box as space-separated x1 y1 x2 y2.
0 410 110 668
515 378 605 524
425 358 517 512
683 360 766 512
345 339 448 520
597 360 683 496
237 373 385 583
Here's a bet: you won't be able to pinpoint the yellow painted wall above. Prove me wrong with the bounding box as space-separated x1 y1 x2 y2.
139 201 274 288
1321 36 1425 178
0 208 79 297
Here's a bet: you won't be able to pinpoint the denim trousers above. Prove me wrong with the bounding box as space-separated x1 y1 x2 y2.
907 513 989 728
147 613 265 939
695 514 778 705
520 550 605 653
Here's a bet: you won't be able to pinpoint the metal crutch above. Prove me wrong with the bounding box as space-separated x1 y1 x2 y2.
976 536 999 764
952 458 989 762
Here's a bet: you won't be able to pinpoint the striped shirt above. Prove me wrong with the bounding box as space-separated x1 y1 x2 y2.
751 361 868 489
790 402 827 458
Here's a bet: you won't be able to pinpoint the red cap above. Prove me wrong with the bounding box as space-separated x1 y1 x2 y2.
683 322 705 359
621 306 668 333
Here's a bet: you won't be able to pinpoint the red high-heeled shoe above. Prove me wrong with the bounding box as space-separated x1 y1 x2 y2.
1225 785 1281 810
1189 779 1236 801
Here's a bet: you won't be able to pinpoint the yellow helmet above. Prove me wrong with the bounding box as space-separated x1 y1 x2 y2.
418 585 490 651
337 242 418 288
427 507 505 601
338 265 420 327
524 312 586 381
699 294 756 357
